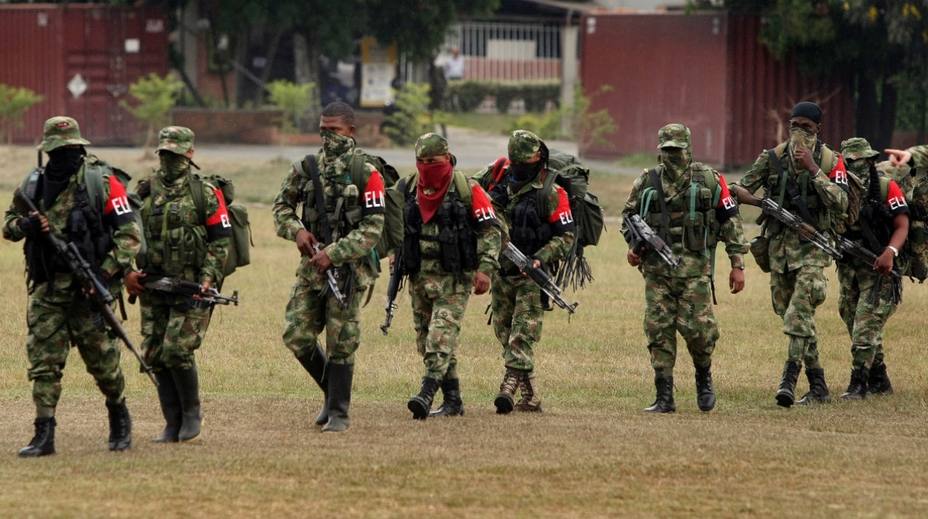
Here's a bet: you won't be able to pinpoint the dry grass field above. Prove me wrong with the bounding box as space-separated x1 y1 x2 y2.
1 145 927 517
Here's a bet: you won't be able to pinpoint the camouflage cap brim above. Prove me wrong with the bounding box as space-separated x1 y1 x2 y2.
39 136 91 152
658 140 689 150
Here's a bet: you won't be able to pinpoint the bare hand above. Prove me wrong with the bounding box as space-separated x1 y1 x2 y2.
729 268 745 294
793 147 817 173
193 280 212 301
884 148 912 167
873 249 895 275
627 249 641 267
296 229 317 256
521 259 542 278
473 272 490 295
124 271 146 296
310 249 333 273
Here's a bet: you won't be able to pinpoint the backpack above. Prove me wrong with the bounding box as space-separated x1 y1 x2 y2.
190 174 252 278
83 158 147 257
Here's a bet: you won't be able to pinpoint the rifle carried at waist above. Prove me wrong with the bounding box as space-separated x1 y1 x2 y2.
622 214 681 269
502 242 578 314
14 189 158 387
136 275 240 305
380 249 405 335
312 242 349 308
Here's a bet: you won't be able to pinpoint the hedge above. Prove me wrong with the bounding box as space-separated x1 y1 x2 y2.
446 80 560 113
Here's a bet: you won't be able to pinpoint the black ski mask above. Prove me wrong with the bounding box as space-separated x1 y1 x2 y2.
46 146 86 179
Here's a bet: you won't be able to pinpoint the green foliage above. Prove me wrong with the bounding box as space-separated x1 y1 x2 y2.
0 83 42 144
507 84 616 153
446 81 561 113
508 112 561 140
121 73 184 145
266 80 316 133
383 83 434 146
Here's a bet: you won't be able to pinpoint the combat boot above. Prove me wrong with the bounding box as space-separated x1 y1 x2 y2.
408 377 441 420
430 377 464 417
775 361 801 408
106 399 132 452
18 417 56 458
296 345 329 426
322 363 353 433
494 367 521 414
841 367 869 400
694 364 716 412
153 370 181 443
172 365 202 441
644 374 675 413
515 371 542 412
797 368 830 405
868 360 893 395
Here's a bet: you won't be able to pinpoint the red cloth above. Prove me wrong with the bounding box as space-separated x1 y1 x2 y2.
416 161 453 224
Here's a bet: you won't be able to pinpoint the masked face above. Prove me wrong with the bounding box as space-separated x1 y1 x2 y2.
416 158 453 191
159 152 190 183
46 146 86 178
789 126 817 152
660 148 690 174
509 160 543 182
321 129 355 158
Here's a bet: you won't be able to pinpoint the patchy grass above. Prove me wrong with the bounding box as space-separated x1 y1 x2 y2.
1 146 928 517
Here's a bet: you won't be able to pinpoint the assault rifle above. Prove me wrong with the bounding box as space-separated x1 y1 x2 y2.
137 276 240 305
622 214 681 269
380 249 405 335
313 242 348 308
14 189 157 387
834 236 903 279
502 242 578 314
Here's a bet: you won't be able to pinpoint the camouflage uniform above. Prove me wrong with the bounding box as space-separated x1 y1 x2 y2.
273 130 386 432
622 124 747 413
3 116 141 455
837 138 908 398
474 130 575 414
134 127 232 443
736 120 849 407
403 133 502 418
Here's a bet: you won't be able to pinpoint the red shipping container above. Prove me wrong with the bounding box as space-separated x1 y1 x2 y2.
580 11 854 167
0 3 168 146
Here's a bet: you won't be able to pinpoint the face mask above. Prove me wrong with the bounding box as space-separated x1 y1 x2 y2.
159 153 190 182
321 129 355 158
416 160 453 191
46 146 85 178
789 126 817 152
846 159 870 177
509 161 542 182
660 148 690 173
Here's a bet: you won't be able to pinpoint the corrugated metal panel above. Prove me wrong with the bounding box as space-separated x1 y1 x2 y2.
0 4 168 146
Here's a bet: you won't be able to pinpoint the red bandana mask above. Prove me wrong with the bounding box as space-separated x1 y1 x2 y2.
416 160 454 224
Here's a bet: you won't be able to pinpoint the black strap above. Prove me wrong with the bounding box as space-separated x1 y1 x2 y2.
648 168 671 242
767 150 786 206
304 154 332 244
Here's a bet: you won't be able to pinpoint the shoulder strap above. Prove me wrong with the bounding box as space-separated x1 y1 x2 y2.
768 149 788 205
819 147 835 174
535 169 560 213
304 154 331 243
188 174 208 224
350 152 373 187
453 171 472 204
649 168 671 241
22 168 42 203
83 162 107 213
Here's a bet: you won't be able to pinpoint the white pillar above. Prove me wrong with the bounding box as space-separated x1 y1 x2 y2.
560 21 579 136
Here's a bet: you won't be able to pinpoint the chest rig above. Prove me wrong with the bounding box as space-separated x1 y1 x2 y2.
765 143 834 234
639 165 720 253
137 175 207 279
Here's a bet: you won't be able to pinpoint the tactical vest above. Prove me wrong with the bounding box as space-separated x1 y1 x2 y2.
507 171 561 258
298 154 369 245
402 171 478 276
765 142 836 234
137 175 209 279
639 164 721 253
846 175 892 251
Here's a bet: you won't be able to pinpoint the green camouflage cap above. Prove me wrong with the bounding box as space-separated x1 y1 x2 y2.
840 137 880 160
39 116 90 152
508 129 543 163
157 126 195 158
657 123 691 150
415 132 449 159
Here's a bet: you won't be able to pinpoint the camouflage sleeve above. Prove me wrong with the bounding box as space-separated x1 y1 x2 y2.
714 173 748 260
907 145 928 169
533 185 575 265
620 172 647 237
811 152 849 214
272 164 305 241
734 151 771 195
325 169 386 266
469 182 501 275
200 185 232 285
3 201 25 242
99 174 142 279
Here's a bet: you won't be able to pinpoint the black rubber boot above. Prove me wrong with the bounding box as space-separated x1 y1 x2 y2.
430 377 464 417
841 367 869 400
296 346 328 426
407 377 441 420
106 399 132 452
797 368 831 405
694 364 716 412
153 370 181 443
868 361 893 395
644 374 675 413
494 368 521 414
322 363 353 433
172 366 202 441
775 361 801 408
18 417 56 458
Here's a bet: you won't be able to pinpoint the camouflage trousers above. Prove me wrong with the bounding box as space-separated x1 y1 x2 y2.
283 275 363 365
491 273 544 371
837 262 899 369
25 283 126 417
770 266 827 369
140 293 212 371
409 273 471 381
643 273 718 376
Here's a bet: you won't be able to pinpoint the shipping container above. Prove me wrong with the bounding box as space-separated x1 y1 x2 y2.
580 11 854 167
0 3 168 146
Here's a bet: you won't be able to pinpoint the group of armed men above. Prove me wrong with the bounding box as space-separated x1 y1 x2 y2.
4 100 926 457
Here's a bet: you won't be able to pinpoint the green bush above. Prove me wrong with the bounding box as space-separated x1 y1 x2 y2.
508 112 561 140
121 73 184 149
446 80 560 113
384 83 433 146
266 80 316 133
0 83 43 144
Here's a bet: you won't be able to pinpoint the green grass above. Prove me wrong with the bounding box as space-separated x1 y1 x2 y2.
443 112 525 135
1 146 927 517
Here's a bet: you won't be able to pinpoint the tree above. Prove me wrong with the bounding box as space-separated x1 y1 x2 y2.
121 73 184 154
0 84 43 145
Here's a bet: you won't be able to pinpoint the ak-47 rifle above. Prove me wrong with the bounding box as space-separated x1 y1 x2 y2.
379 249 405 335
622 214 681 269
834 235 902 279
14 189 158 387
502 242 578 314
137 275 240 305
312 242 348 308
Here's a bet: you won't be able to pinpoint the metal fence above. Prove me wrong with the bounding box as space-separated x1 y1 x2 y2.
444 21 563 82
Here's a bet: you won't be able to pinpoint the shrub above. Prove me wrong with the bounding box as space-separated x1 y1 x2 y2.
266 80 316 133
383 83 434 146
446 80 560 113
0 84 43 144
121 73 184 149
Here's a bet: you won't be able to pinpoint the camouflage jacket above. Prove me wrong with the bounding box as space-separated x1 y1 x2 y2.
735 142 848 273
623 163 747 278
273 146 386 289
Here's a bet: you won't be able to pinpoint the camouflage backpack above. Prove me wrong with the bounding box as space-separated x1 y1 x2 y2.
880 160 928 281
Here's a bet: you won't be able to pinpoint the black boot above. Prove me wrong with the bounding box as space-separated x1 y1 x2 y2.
494 368 521 414
171 365 202 441
644 374 675 413
296 346 328 426
775 361 801 408
797 368 831 405
322 363 353 433
430 378 464 417
153 370 181 443
694 364 716 412
18 417 56 458
407 377 441 420
868 361 893 395
841 367 869 400
106 399 132 452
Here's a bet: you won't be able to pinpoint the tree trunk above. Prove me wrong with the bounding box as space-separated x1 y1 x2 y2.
855 73 879 145
233 26 250 108
252 27 283 106
294 30 321 131
918 82 927 144
875 78 897 152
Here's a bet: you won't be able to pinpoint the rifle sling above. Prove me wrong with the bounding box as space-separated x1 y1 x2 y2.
304 154 332 244
648 168 672 243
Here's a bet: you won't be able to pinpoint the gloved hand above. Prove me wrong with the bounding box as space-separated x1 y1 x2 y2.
18 212 48 238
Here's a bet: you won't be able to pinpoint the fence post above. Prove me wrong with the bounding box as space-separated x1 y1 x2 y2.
560 20 579 135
